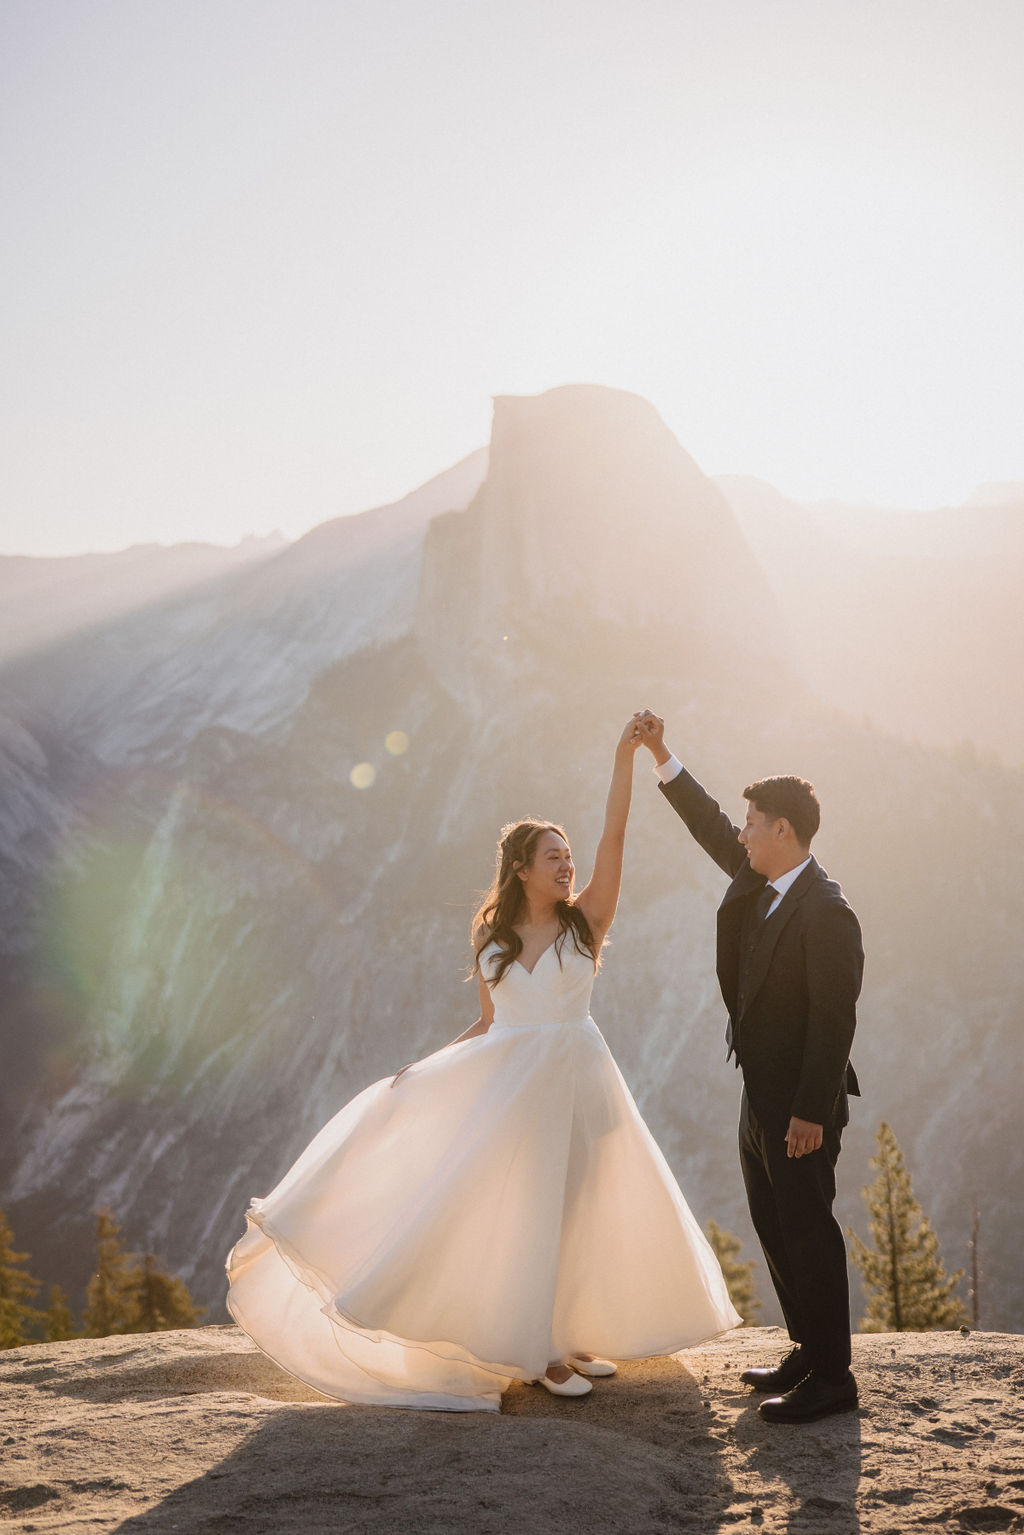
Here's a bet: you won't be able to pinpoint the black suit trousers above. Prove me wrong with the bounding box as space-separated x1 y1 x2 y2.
738 1093 852 1380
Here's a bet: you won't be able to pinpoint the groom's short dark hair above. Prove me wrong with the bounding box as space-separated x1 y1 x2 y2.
743 776 821 846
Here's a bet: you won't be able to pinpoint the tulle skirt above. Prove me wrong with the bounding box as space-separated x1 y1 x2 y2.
225 1016 739 1411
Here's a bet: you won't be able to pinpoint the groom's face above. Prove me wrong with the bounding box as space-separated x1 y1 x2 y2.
738 802 781 877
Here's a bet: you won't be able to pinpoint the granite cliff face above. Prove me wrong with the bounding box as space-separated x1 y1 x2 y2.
0 386 1019 1331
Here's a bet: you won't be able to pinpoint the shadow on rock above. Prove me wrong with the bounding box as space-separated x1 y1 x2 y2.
733 1391 863 1534
111 1358 734 1535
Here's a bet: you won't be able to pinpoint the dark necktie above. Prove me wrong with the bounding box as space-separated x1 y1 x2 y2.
756 884 777 921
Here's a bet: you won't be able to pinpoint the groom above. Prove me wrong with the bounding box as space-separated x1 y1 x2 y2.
636 712 863 1424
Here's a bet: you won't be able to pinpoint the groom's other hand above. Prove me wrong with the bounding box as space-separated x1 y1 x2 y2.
785 1116 823 1158
635 710 672 767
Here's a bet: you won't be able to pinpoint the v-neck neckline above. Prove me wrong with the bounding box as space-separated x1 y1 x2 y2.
514 939 557 977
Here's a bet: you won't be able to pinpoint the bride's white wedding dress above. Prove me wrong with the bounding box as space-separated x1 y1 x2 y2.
225 938 740 1411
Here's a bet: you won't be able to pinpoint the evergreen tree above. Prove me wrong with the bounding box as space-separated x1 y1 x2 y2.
847 1122 968 1332
0 1209 44 1348
122 1254 204 1332
968 1196 981 1330
83 1210 204 1336
44 1285 79 1342
706 1219 761 1324
83 1208 137 1337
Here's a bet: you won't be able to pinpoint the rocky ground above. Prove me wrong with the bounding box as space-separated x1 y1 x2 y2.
1 1325 1022 1534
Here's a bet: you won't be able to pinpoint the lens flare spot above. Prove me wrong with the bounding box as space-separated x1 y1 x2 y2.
349 762 376 789
385 731 409 756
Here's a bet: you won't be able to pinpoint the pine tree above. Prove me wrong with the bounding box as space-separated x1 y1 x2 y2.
83 1208 137 1337
706 1219 761 1324
968 1196 981 1330
847 1122 968 1332
0 1209 44 1348
122 1254 204 1332
44 1285 79 1342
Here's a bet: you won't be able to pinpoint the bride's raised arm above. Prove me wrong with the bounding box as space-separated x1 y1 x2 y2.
575 717 645 946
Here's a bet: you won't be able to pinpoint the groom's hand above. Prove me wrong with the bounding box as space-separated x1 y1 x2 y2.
634 709 672 766
785 1117 823 1158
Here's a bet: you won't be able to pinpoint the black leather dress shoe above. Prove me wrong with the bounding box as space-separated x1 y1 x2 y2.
740 1347 811 1394
759 1371 859 1423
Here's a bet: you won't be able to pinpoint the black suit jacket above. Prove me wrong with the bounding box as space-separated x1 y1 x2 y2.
660 764 863 1132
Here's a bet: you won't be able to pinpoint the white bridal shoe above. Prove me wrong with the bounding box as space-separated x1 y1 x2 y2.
567 1354 617 1377
534 1367 593 1397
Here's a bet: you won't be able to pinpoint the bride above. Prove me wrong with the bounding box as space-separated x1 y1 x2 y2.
225 718 739 1411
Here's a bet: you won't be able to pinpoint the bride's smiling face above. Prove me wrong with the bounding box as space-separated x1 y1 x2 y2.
518 830 574 906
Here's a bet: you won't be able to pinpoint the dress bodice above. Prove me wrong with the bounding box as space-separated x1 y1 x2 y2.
482 938 596 1030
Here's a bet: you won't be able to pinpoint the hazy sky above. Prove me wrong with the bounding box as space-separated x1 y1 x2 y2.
3 0 1023 555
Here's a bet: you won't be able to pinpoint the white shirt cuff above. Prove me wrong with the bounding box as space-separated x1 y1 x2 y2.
655 755 684 784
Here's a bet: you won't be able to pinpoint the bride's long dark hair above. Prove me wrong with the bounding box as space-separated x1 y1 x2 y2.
472 818 598 986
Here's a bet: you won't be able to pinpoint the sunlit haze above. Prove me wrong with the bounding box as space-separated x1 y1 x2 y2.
3 0 1022 555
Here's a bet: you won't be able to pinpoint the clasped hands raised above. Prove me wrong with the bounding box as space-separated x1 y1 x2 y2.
613 709 663 753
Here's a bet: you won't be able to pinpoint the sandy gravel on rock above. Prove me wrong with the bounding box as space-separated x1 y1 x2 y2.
1 1324 1022 1534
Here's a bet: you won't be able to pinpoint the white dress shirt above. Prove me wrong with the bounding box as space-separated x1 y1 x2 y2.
655 754 811 915
762 856 812 915
655 754 685 785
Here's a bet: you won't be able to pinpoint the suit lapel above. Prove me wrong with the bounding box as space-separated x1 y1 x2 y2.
738 857 820 1021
